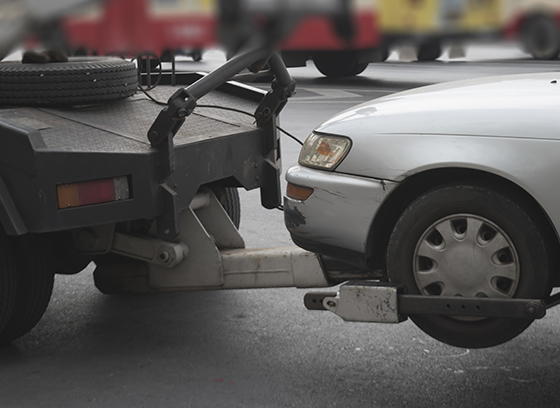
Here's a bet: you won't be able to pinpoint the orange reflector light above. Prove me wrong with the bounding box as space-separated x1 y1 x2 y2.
287 182 314 201
57 177 129 209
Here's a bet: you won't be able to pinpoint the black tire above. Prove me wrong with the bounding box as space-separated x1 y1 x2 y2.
0 57 137 106
313 51 362 77
160 50 175 63
349 62 368 76
0 230 16 339
522 16 560 60
417 41 442 61
191 49 203 62
387 183 553 348
380 44 390 62
210 187 241 229
0 234 55 345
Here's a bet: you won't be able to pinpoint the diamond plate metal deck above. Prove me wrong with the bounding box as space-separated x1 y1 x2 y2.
0 85 260 153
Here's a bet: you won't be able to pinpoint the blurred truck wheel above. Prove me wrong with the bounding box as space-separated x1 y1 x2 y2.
417 40 443 61
522 16 560 60
313 51 365 77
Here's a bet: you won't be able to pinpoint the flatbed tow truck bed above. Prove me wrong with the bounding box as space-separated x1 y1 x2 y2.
0 75 271 237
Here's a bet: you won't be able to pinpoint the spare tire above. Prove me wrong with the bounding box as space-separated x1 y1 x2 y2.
0 57 137 106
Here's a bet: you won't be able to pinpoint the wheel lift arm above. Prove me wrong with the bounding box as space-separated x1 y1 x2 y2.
304 281 548 322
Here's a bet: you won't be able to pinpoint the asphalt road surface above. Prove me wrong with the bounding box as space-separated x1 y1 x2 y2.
2 42 560 408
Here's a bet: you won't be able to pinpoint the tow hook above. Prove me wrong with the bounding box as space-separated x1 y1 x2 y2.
304 281 547 323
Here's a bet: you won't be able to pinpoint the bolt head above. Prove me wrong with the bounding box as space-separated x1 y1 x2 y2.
149 131 159 142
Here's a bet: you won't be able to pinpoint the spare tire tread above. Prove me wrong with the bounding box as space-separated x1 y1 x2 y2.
0 57 137 106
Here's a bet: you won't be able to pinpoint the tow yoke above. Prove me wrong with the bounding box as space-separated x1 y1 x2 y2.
304 281 547 323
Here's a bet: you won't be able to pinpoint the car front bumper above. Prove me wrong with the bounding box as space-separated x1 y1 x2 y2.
284 165 398 264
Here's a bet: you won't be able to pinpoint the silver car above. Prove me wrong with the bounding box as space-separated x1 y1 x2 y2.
284 72 560 348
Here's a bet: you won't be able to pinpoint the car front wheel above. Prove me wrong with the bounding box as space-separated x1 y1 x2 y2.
387 182 553 348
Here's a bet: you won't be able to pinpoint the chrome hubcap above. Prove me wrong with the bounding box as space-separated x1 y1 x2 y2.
413 214 519 298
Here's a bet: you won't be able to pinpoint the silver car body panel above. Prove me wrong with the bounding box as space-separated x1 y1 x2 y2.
284 165 398 254
308 72 560 243
317 73 560 147
285 72 560 259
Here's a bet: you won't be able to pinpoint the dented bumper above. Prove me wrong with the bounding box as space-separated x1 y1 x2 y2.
284 165 398 258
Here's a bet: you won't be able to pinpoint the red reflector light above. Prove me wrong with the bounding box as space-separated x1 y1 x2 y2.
286 182 314 201
78 179 115 206
57 177 129 209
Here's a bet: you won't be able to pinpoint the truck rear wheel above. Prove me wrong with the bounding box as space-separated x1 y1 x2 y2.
0 57 137 106
211 187 241 228
0 234 55 345
0 231 16 341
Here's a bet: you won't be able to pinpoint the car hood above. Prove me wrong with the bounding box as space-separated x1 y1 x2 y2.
315 72 560 140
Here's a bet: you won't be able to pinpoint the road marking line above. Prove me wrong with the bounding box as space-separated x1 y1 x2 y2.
292 88 362 101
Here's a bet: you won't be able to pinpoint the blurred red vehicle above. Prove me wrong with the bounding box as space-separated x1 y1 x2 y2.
62 0 383 77
63 0 215 60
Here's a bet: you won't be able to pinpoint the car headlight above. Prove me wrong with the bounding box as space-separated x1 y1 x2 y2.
298 132 351 170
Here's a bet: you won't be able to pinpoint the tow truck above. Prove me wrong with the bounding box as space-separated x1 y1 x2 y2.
0 0 557 349
0 0 363 345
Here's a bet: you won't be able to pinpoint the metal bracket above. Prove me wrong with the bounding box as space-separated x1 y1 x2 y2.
322 281 408 323
73 224 116 254
147 88 196 147
145 44 279 236
156 181 180 239
147 43 270 148
254 53 296 127
110 232 188 268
